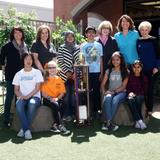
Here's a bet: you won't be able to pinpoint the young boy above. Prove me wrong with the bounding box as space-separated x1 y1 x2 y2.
80 26 103 120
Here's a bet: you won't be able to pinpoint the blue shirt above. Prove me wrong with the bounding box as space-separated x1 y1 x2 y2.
114 30 139 64
137 37 159 70
80 41 103 73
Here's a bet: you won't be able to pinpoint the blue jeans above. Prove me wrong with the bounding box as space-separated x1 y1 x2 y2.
103 92 126 120
127 95 144 121
16 97 40 131
4 81 14 124
63 80 76 117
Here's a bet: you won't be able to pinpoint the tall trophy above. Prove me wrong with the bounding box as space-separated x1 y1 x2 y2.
74 64 90 125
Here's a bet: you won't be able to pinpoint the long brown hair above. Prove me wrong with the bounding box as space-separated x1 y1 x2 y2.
116 14 135 32
36 25 51 45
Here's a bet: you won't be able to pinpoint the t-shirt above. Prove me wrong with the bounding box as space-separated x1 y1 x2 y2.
41 76 66 98
114 30 139 64
80 41 103 73
12 68 44 98
31 41 56 67
106 69 122 91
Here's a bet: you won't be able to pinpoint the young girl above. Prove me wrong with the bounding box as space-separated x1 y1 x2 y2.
127 60 148 129
101 52 129 131
12 53 44 140
41 60 70 135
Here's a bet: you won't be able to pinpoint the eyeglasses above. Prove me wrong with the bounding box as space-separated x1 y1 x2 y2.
47 67 56 69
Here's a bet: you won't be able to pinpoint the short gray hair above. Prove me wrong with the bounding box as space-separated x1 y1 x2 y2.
138 21 152 32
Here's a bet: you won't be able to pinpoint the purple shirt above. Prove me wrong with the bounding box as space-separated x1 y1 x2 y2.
127 73 148 96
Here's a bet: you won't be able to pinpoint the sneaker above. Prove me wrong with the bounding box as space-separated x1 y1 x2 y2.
135 121 141 129
17 129 24 137
59 125 70 135
24 129 32 140
109 123 119 131
138 120 147 130
50 124 61 133
101 123 109 131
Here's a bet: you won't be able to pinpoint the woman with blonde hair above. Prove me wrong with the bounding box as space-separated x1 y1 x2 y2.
97 20 118 72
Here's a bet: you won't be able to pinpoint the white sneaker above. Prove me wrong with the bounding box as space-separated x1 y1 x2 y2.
17 129 24 137
135 121 141 129
24 130 32 140
59 125 70 135
138 120 147 130
101 123 109 131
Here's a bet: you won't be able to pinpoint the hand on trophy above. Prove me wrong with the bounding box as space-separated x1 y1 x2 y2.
66 71 73 79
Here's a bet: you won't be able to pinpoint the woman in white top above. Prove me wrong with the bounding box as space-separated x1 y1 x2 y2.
12 53 44 140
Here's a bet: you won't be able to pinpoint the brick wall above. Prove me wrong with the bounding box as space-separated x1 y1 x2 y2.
54 0 81 21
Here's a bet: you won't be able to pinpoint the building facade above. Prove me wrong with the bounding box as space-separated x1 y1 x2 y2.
54 0 160 38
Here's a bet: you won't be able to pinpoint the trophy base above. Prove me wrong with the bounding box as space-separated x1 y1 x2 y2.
75 119 93 127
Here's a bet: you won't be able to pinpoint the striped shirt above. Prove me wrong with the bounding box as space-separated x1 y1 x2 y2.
57 44 80 81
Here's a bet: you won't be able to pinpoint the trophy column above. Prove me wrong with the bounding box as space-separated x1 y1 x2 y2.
74 64 90 125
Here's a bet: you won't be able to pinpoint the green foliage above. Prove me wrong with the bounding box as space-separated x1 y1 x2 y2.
52 17 85 50
0 6 36 48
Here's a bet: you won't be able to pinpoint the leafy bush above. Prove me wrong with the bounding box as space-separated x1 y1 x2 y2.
52 17 85 50
0 7 36 48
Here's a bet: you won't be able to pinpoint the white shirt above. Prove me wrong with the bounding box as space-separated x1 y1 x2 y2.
12 68 44 98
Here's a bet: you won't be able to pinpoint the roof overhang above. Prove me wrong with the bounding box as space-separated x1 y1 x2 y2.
71 0 95 18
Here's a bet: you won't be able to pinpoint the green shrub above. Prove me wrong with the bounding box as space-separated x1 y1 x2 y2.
0 6 36 48
52 17 85 50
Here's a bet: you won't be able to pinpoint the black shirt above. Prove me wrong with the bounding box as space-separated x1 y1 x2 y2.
97 36 119 72
0 42 23 81
31 40 56 67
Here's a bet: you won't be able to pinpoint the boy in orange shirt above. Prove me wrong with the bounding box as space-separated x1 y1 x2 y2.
41 60 70 135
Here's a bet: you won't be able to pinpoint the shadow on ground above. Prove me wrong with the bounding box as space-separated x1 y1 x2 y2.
0 113 160 144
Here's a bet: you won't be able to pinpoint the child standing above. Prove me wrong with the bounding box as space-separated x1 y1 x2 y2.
101 52 129 131
127 60 148 129
41 60 70 135
80 26 103 119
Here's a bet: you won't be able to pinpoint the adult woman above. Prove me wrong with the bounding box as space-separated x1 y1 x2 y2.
0 26 28 127
97 20 119 72
114 14 139 65
12 53 43 140
57 30 80 121
31 25 56 73
137 21 160 116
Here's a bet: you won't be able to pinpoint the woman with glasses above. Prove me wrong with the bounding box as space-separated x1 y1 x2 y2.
97 20 119 73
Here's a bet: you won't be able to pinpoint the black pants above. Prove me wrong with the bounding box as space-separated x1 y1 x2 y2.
144 70 155 112
43 98 63 125
89 73 101 115
127 95 144 121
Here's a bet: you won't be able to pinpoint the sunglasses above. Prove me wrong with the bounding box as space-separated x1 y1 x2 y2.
47 67 56 69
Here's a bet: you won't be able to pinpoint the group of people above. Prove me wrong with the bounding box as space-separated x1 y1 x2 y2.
0 14 159 140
